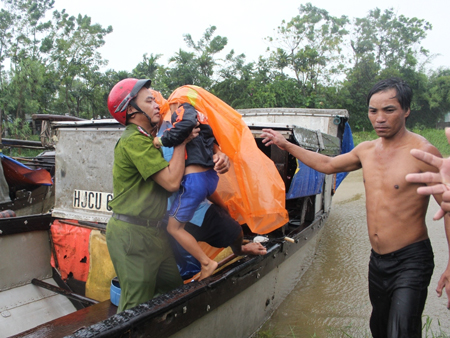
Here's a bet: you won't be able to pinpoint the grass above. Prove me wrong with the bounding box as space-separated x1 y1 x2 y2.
3 147 44 158
352 128 450 156
1 134 46 158
422 316 450 338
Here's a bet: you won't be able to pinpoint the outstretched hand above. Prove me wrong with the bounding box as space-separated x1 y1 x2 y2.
436 266 450 309
405 128 450 219
260 129 288 150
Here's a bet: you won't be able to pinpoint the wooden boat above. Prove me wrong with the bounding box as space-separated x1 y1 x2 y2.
0 108 353 338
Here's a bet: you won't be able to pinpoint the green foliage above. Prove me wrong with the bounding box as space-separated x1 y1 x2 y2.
411 128 450 156
425 68 450 118
351 8 431 69
351 130 378 145
165 25 228 91
353 128 450 156
252 330 276 338
341 7 434 131
266 3 349 96
48 11 112 116
0 0 449 141
0 0 113 124
2 117 31 139
132 53 162 80
422 316 450 338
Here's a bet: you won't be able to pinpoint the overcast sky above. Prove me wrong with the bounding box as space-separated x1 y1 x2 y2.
50 0 449 73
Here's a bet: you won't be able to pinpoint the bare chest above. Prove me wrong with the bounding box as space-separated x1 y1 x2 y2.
360 147 419 193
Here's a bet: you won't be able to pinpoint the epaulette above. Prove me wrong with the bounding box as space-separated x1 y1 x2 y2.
137 126 151 137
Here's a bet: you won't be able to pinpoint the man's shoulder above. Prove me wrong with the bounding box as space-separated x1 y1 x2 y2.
408 131 440 155
121 125 151 143
115 126 156 159
353 139 377 153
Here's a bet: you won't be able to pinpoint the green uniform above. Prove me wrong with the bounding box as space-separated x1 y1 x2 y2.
106 124 182 312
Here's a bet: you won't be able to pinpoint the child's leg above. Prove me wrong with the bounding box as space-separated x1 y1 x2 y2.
166 216 218 281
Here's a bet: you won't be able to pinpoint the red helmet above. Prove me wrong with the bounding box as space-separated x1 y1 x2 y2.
107 78 152 125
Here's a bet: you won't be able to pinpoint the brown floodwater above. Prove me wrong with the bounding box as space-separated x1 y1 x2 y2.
258 169 450 337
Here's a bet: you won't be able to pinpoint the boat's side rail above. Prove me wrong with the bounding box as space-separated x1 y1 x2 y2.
16 212 327 338
0 213 52 236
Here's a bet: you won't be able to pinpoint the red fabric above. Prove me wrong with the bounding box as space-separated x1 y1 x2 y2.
50 220 91 281
1 155 52 186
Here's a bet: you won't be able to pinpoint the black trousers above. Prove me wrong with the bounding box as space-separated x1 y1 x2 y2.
184 204 242 248
368 239 434 338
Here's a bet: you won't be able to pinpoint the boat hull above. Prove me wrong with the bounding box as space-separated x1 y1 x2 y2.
54 214 326 338
9 213 326 338
170 217 325 338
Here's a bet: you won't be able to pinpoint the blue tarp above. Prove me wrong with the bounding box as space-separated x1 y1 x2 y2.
335 122 354 189
286 160 325 199
286 122 354 198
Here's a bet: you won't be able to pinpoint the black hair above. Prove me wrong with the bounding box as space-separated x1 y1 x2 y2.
367 77 412 112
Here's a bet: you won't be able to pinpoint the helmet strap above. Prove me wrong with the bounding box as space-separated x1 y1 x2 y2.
129 101 157 128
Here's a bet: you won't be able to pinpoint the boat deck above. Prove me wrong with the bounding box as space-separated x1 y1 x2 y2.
10 300 116 338
1 278 77 337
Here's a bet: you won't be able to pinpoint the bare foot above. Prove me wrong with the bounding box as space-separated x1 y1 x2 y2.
198 259 219 281
241 242 267 255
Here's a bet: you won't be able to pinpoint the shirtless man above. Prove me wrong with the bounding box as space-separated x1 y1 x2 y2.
261 77 450 338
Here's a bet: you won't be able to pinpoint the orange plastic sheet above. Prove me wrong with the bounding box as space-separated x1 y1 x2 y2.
50 220 91 281
152 89 169 120
0 153 52 187
163 85 289 234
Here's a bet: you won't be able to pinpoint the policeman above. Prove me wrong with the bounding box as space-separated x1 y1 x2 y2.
105 78 197 312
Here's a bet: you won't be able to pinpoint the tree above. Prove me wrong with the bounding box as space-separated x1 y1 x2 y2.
46 10 112 116
183 25 227 82
212 50 254 107
337 56 380 130
166 26 228 91
132 53 162 79
351 8 431 70
166 49 199 89
0 0 55 137
0 0 113 130
5 0 55 63
266 3 349 96
0 7 13 87
423 68 450 127
343 8 432 131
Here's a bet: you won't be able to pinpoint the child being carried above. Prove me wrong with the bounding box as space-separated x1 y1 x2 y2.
154 102 220 281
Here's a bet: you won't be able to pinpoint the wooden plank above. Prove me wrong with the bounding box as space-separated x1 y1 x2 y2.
10 300 117 338
31 279 99 305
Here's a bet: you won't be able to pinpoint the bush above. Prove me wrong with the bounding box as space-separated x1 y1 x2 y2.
352 128 450 156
